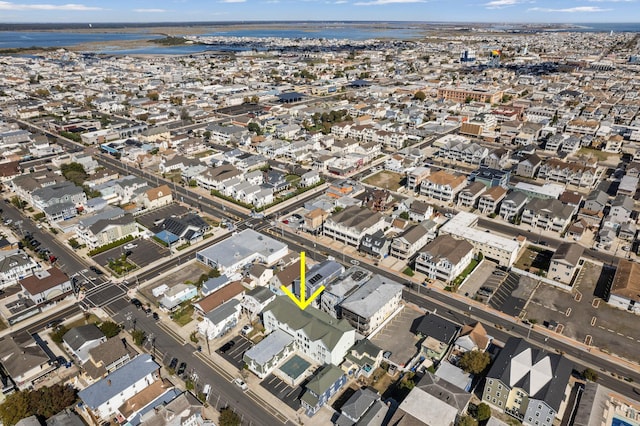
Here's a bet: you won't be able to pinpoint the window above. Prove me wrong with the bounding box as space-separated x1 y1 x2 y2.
493 398 496 403
498 385 502 390
538 404 542 409
498 402 502 407
487 388 491 393
497 392 501 398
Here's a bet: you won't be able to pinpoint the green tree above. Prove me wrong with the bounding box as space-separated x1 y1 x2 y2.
131 329 146 346
208 268 220 278
399 211 410 220
413 91 426 101
459 350 491 374
203 131 211 139
61 162 88 187
0 390 30 426
50 326 68 344
476 403 491 422
219 407 241 426
582 368 598 382
10 196 23 209
148 92 159 101
247 122 262 135
99 321 121 338
457 416 478 426
180 108 191 121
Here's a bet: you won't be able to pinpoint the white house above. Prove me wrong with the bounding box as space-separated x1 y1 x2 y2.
78 354 161 421
197 299 242 340
0 249 40 288
415 235 475 283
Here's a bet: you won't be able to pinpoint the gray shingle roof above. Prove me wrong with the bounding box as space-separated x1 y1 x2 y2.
63 324 105 351
78 354 159 409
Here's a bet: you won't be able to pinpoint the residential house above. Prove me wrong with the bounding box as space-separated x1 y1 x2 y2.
482 148 510 170
300 170 321 187
390 221 435 262
333 387 388 426
409 200 433 222
31 181 87 211
83 337 133 381
457 182 487 209
62 324 106 364
413 313 460 362
388 372 472 426
407 166 431 192
319 267 373 319
339 275 403 336
482 337 573 426
358 230 391 259
548 243 584 285
619 222 637 242
365 189 394 213
323 206 386 247
139 185 172 210
617 175 639 197
241 286 277 320
197 299 242 340
341 339 382 379
420 170 467 203
609 194 634 224
19 267 71 305
567 218 589 241
478 186 508 215
516 154 542 178
415 235 475 283
192 281 245 317
195 165 242 191
300 365 347 417
44 202 78 223
453 322 491 354
583 190 609 213
521 198 576 233
0 249 40 287
293 260 344 305
243 329 295 379
247 264 274 288
262 296 356 366
607 259 640 314
138 392 208 426
538 158 598 188
158 214 210 245
470 167 510 189
76 214 138 250
0 331 53 390
499 191 529 222
159 283 198 312
304 208 330 234
78 354 161 421
268 259 304 295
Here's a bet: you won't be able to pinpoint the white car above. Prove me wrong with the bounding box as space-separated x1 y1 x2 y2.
241 325 253 336
233 378 248 391
123 243 137 250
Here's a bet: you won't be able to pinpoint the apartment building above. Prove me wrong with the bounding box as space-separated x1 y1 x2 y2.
414 235 475 283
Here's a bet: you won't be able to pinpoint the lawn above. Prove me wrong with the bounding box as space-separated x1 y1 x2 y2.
363 170 404 191
578 147 619 163
514 247 554 273
172 304 194 327
108 257 137 276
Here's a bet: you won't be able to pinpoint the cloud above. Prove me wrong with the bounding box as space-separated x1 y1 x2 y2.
133 8 167 12
333 0 348 3
528 6 611 11
484 0 525 9
586 0 633 2
0 1 103 10
219 0 246 2
354 0 424 5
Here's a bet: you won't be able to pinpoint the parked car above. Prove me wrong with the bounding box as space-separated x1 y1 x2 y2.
46 319 63 329
177 362 187 376
168 358 178 370
123 243 137 250
383 351 392 359
131 298 143 309
90 266 103 275
241 325 253 336
152 312 160 321
233 378 248 391
219 341 235 353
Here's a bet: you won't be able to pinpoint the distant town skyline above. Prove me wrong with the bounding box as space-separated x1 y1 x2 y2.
0 0 638 24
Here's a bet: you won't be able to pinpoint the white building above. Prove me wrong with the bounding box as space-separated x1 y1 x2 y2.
415 235 475 283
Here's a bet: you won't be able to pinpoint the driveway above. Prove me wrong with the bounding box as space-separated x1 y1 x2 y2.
370 305 423 367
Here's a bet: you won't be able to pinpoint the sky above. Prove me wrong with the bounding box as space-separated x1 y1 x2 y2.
0 0 638 23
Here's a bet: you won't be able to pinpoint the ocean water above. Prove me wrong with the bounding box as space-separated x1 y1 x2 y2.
0 31 161 49
202 26 423 41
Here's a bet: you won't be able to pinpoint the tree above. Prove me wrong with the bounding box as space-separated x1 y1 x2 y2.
147 92 159 101
0 384 76 426
459 350 491 374
413 91 426 101
476 403 491 422
99 321 121 338
50 326 68 344
247 122 262 135
131 329 146 346
10 196 22 210
582 368 598 382
219 407 241 426
61 162 88 187
457 416 478 426
0 390 30 426
180 108 191 121
399 211 410 220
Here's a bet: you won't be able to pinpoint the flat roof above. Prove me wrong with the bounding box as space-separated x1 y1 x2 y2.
441 212 520 253
197 229 287 268
514 182 565 198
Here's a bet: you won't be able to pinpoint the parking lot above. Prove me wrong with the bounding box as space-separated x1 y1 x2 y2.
281 212 304 230
136 204 190 233
217 335 253 370
488 272 537 317
458 259 498 298
370 305 423 367
523 261 640 363
92 237 169 270
260 374 305 410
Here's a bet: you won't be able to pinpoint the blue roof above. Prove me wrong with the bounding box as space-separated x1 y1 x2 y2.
202 275 231 296
78 354 159 409
155 230 179 244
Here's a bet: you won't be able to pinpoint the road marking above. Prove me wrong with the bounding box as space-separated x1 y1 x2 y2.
157 321 186 345
592 299 600 308
193 352 235 382
617 333 624 336
584 335 592 346
591 317 597 327
608 329 615 333
598 325 605 330
565 308 572 317
627 336 634 340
